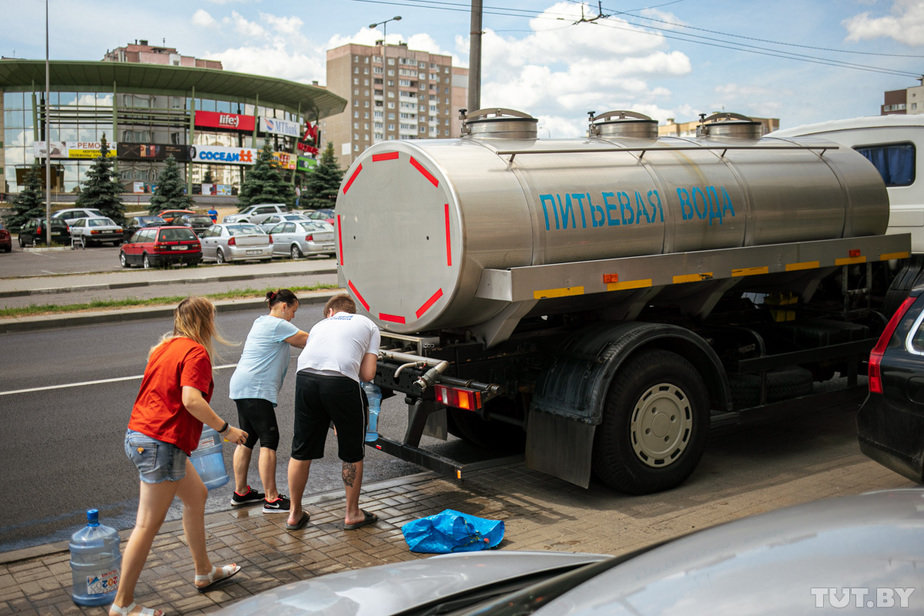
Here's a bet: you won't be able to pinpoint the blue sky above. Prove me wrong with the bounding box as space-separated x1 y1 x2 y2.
3 0 922 137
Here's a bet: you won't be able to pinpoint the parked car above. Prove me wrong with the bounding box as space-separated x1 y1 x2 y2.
268 220 335 259
223 203 288 225
156 209 196 225
200 223 273 264
50 207 104 226
216 488 923 615
68 216 124 246
301 208 335 225
0 221 11 253
122 214 167 242
18 218 70 247
174 213 214 236
258 213 310 233
858 284 924 483
119 226 201 269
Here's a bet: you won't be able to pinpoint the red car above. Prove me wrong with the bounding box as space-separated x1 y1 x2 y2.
119 226 201 269
0 221 11 253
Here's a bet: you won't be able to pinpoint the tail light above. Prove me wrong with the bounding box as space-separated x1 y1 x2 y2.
305 234 314 241
228 237 236 246
869 296 916 394
268 235 273 244
434 384 483 411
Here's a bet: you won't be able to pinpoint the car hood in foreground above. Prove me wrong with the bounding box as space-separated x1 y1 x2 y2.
216 551 607 616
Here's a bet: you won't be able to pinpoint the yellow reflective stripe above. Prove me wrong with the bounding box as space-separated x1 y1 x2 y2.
606 279 652 291
673 273 712 284
534 286 585 299
732 266 769 277
880 251 910 261
835 256 867 266
785 260 820 271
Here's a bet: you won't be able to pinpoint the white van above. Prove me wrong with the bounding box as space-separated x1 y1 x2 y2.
770 115 924 253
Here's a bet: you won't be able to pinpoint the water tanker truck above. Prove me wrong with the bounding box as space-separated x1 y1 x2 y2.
334 108 912 494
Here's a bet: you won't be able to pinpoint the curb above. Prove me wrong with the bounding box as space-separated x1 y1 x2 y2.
0 288 340 333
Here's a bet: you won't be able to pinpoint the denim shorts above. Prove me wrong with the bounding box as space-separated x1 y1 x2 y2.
124 429 187 484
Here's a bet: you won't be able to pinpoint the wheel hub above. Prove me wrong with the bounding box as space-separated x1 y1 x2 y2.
630 383 693 467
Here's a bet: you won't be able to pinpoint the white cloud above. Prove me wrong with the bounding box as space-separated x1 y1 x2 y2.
843 0 924 45
191 10 215 28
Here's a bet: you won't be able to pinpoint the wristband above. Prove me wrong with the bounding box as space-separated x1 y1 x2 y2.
219 421 229 434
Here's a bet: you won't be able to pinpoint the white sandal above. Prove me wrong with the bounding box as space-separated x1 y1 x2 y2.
108 601 164 616
194 563 242 593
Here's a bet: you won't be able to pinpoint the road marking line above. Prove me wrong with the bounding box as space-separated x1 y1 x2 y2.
0 364 237 397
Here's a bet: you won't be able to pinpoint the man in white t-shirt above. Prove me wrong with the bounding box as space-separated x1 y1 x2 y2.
285 294 380 531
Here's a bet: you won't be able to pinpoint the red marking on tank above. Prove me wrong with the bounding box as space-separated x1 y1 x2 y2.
379 313 406 324
348 281 369 311
337 215 343 265
410 157 439 187
443 203 452 266
372 152 399 162
343 164 362 194
416 288 444 319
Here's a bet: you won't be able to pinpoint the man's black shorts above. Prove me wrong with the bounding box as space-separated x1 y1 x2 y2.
292 371 366 463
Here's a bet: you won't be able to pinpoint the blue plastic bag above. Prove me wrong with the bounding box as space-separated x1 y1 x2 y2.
401 509 505 553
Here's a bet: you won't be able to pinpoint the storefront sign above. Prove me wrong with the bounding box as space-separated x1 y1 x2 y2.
194 110 256 132
259 117 301 138
297 156 318 172
118 143 192 162
190 145 258 165
272 151 297 170
297 121 320 155
34 141 118 159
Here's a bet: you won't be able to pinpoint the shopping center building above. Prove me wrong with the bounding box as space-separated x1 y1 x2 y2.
0 47 346 198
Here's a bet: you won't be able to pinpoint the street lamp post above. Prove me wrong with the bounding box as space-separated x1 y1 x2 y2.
369 16 401 143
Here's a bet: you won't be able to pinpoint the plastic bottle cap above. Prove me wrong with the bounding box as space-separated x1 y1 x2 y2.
87 508 100 527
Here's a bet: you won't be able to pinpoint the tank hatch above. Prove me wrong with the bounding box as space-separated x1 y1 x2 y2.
697 112 762 139
588 110 658 139
461 108 538 139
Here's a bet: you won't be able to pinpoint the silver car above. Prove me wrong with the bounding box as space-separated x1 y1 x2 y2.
259 213 311 233
200 223 273 264
268 220 335 259
216 488 923 615
68 216 124 246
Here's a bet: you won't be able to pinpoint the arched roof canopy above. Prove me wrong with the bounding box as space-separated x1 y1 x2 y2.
0 59 346 119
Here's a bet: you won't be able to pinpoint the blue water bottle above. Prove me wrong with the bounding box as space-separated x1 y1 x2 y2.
363 382 382 442
69 509 121 606
190 426 230 490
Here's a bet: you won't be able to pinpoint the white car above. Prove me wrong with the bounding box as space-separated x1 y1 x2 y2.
258 213 310 233
223 203 289 225
199 223 273 263
68 216 124 246
268 220 335 259
51 208 105 226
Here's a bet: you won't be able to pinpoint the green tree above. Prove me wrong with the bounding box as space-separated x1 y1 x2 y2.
203 169 214 185
75 135 124 223
8 163 45 229
149 155 193 214
237 142 295 210
301 142 343 210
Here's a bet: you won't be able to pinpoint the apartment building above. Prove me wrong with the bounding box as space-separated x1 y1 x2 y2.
324 42 468 168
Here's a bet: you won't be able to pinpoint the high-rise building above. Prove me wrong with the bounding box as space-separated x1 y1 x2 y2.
324 42 468 168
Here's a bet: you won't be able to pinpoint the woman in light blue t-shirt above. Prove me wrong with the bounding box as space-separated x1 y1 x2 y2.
228 289 308 513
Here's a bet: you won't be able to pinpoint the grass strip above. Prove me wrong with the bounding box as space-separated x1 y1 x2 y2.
0 283 339 318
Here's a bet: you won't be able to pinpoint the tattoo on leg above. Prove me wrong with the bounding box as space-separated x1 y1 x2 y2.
342 462 357 487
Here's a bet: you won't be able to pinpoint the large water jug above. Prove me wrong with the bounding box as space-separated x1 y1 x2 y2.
69 509 121 606
190 426 229 490
363 382 382 442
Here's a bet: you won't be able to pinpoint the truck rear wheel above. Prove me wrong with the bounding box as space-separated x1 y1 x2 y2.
592 349 709 494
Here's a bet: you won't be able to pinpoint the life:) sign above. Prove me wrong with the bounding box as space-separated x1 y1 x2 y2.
194 111 256 132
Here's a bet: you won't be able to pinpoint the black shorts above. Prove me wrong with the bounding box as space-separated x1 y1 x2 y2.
234 398 280 450
292 371 366 463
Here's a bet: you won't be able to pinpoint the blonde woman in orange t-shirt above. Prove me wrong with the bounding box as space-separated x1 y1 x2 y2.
110 297 247 616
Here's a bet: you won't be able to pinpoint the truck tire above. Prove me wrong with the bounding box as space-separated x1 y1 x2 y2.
884 256 924 317
592 349 709 495
447 397 525 452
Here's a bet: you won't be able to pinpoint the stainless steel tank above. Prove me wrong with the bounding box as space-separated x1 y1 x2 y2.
336 109 889 334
